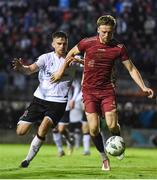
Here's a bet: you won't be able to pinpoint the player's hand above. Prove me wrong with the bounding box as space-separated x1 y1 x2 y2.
65 57 76 65
142 87 154 98
50 71 62 83
69 99 75 109
66 57 84 65
72 58 84 65
12 58 23 71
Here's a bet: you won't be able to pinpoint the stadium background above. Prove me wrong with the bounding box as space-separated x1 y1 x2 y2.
0 0 157 147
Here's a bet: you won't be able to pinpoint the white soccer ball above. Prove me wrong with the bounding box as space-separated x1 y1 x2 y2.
105 136 125 156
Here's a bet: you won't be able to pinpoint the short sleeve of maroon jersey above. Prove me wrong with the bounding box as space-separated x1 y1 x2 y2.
119 45 129 62
77 38 87 53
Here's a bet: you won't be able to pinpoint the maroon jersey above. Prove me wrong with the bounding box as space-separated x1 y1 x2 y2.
77 36 129 91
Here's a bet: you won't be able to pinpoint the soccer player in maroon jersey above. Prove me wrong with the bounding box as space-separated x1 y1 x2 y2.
51 15 154 171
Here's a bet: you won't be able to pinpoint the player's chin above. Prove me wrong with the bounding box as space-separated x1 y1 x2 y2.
103 39 110 44
59 50 65 55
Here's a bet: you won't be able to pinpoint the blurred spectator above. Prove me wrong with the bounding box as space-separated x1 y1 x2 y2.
138 105 155 128
120 102 139 128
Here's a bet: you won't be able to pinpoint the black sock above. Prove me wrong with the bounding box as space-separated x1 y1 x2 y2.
111 131 121 136
91 133 104 153
37 133 45 141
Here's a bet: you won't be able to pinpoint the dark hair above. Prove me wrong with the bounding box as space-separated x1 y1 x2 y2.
97 15 116 27
52 31 68 40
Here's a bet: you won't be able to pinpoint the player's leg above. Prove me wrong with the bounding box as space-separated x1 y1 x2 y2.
85 112 107 156
82 118 90 155
102 89 121 136
17 97 43 167
105 110 124 160
73 122 82 149
52 127 65 157
21 116 54 167
102 91 124 160
69 99 84 149
58 111 74 155
20 99 67 167
58 123 74 155
105 109 120 136
16 102 36 136
16 121 32 136
83 93 110 170
85 112 110 170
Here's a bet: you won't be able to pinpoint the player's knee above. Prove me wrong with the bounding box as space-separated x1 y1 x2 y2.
89 127 99 136
109 124 120 132
16 128 26 136
107 122 116 129
16 123 31 136
58 125 65 133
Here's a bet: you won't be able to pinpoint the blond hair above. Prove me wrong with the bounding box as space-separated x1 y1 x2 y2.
97 15 116 27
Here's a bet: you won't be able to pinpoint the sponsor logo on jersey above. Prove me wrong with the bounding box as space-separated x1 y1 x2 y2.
97 49 106 52
88 60 95 67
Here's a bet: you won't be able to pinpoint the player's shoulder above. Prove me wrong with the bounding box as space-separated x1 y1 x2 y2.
39 51 54 60
110 39 125 49
81 36 97 43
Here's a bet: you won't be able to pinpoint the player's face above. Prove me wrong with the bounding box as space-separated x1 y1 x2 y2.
98 25 114 44
52 37 68 56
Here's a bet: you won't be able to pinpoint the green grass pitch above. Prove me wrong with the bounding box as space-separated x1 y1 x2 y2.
0 144 157 179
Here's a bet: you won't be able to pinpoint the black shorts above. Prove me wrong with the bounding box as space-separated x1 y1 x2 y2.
68 122 82 132
19 97 67 126
59 111 70 124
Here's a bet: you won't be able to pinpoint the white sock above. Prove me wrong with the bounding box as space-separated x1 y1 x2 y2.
52 132 63 152
100 152 108 161
74 132 81 148
25 135 43 162
83 134 90 153
62 130 72 147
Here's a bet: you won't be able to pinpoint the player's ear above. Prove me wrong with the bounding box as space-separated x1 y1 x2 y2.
97 27 100 34
52 42 54 48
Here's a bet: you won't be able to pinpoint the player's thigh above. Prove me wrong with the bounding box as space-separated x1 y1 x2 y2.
83 93 101 114
101 90 118 128
16 121 32 135
17 97 45 130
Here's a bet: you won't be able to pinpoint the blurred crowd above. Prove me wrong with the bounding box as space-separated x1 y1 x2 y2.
0 0 157 129
0 0 157 70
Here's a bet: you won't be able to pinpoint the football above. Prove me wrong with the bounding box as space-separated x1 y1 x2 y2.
105 136 125 156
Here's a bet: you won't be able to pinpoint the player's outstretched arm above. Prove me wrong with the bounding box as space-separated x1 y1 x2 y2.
122 59 154 98
12 58 39 75
50 46 81 82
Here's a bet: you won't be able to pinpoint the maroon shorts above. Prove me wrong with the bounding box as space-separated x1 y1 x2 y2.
82 88 117 115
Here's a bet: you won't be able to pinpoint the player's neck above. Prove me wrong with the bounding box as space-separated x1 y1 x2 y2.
99 37 112 45
55 52 66 59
